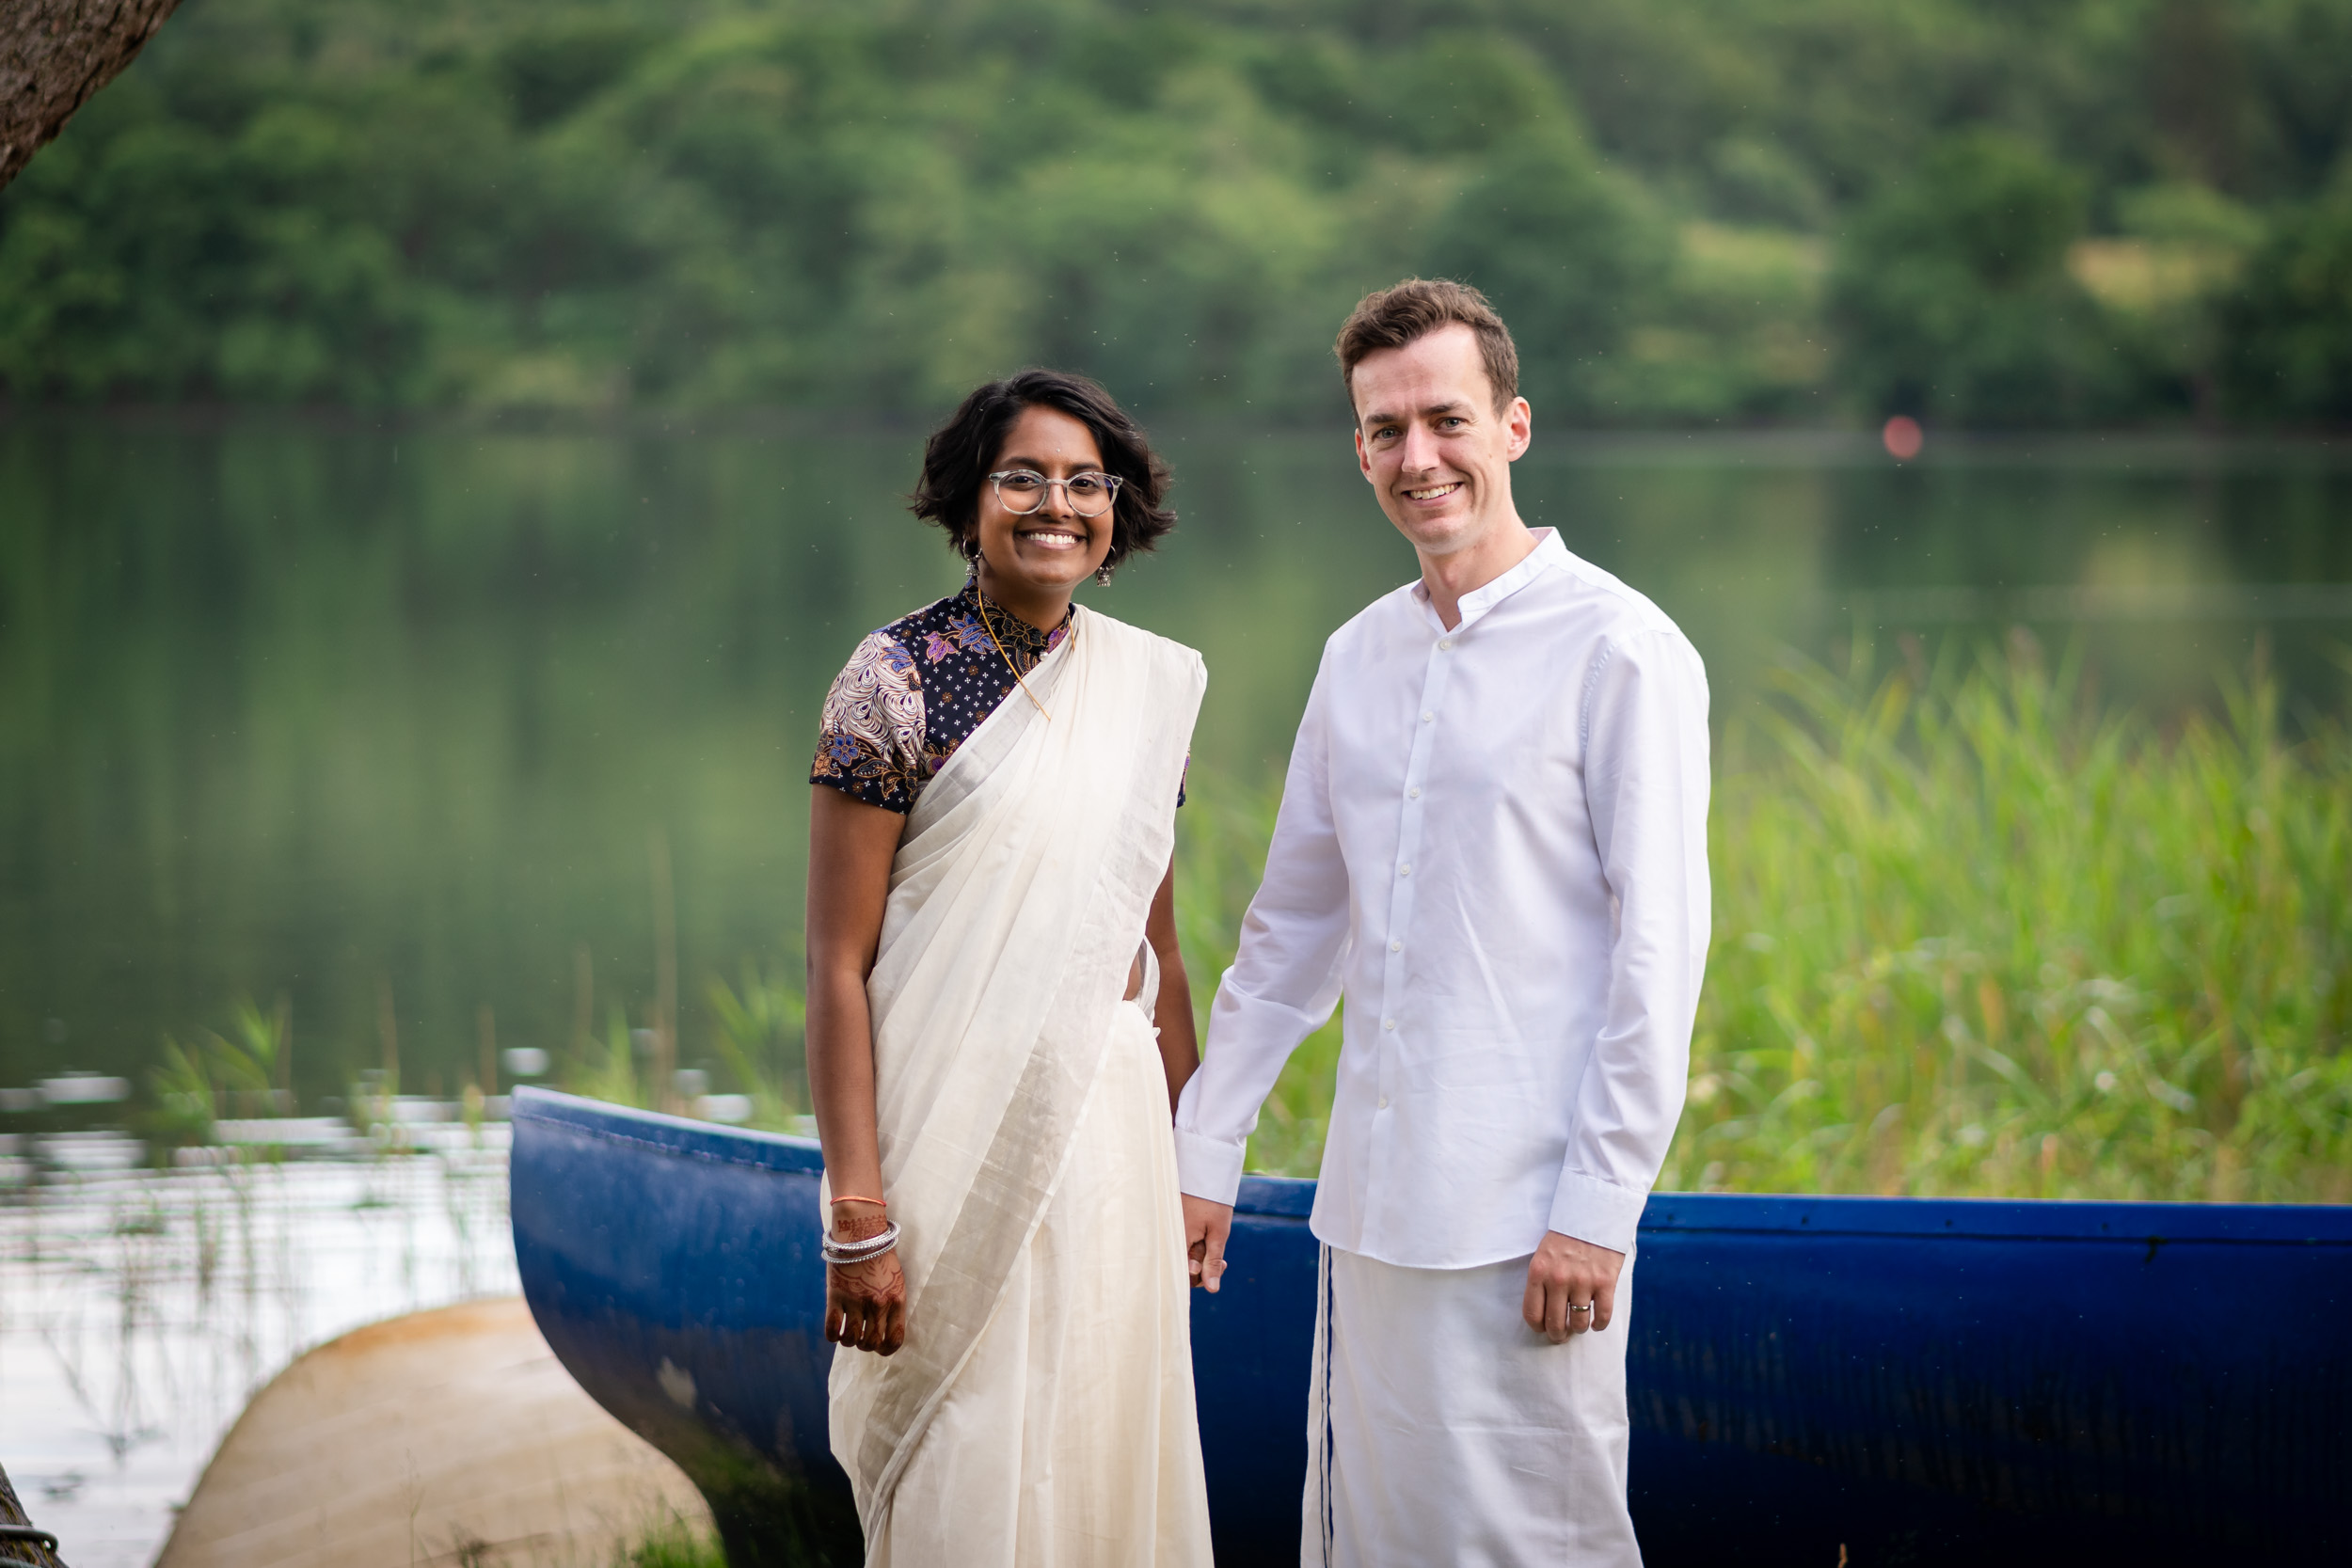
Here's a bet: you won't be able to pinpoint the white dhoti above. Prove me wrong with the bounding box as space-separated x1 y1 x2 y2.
1303 1245 1641 1568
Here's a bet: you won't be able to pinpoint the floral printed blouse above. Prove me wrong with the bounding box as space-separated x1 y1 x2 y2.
810 579 1076 814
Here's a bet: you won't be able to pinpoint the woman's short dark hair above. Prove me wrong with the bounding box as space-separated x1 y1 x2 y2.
911 369 1176 575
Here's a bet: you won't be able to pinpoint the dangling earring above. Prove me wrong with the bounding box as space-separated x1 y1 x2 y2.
1095 563 1114 585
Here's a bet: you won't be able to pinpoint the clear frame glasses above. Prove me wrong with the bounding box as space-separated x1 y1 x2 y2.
988 469 1123 517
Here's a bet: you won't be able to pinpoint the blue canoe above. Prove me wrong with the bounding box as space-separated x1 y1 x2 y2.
508 1087 2350 1566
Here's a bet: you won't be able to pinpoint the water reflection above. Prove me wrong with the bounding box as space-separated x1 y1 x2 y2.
1 417 2346 1104
0 1148 514 1568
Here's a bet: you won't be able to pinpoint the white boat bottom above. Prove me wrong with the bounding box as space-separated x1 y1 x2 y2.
156 1297 708 1568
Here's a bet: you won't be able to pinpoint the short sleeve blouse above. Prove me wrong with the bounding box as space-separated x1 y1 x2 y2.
810 579 1073 814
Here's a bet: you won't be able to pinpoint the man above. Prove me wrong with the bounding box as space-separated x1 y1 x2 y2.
1175 278 1710 1565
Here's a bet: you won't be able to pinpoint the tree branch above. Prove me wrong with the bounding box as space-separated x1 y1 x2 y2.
1 0 184 191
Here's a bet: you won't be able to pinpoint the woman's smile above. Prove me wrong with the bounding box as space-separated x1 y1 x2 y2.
968 404 1122 627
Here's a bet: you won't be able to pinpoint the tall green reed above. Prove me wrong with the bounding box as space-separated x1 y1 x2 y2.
567 1009 646 1111
1677 641 2349 1200
705 961 808 1126
145 998 295 1153
1172 775 1343 1179
1176 646 2352 1201
556 967 809 1131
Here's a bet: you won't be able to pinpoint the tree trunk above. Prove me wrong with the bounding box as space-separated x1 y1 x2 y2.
1 0 184 192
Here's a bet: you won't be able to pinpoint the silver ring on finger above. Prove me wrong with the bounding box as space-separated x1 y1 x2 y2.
1570 1303 1593 1313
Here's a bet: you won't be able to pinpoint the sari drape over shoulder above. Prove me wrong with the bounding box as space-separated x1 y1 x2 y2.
827 605 1213 1567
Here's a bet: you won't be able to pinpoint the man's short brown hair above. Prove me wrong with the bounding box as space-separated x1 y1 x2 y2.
1335 277 1520 416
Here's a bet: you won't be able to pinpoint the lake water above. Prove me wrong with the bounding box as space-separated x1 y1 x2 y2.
4 415 2350 1108
1 1146 515 1566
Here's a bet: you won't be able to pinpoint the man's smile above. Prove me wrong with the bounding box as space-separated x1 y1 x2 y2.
1403 482 1463 502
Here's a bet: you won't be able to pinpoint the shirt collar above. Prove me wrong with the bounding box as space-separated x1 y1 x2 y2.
1410 528 1567 634
960 575 1072 653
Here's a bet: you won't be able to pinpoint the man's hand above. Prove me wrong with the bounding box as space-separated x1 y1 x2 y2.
1522 1231 1625 1342
1182 1194 1234 1292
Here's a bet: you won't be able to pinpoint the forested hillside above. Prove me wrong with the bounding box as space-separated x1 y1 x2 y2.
4 0 2350 424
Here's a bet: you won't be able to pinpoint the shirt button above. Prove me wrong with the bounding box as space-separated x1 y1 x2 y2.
1438 639 1453 651
1382 1018 1396 1031
1421 710 1434 723
1389 940 1402 952
1399 863 1411 876
1408 786 1421 799
1378 1096 1391 1109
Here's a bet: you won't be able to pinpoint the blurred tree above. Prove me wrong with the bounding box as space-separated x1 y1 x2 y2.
2221 176 2352 422
1426 130 1673 420
4 0 2352 425
2077 181 2268 420
2147 0 2249 191
2237 0 2352 199
0 84 444 403
1829 132 2122 425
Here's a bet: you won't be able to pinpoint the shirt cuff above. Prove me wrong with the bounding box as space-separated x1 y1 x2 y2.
1547 1169 1649 1255
1172 1127 1247 1206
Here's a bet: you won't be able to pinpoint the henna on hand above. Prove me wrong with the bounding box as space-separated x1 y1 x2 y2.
826 1199 907 1354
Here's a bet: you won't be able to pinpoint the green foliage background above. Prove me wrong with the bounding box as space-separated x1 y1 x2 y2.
8 0 2352 424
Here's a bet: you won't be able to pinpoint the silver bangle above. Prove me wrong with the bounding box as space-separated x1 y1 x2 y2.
822 1220 900 1266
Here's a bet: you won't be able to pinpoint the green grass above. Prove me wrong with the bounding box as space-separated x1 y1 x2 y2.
1177 646 2352 1203
1171 779 1347 1179
616 1515 726 1568
554 966 810 1132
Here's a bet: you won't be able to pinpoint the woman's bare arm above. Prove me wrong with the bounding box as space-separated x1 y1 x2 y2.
805 784 911 1354
1143 861 1199 1114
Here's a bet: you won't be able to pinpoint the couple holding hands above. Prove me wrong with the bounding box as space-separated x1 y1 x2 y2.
805 279 1712 1568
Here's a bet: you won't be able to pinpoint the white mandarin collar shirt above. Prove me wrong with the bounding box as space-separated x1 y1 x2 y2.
1174 528 1710 1265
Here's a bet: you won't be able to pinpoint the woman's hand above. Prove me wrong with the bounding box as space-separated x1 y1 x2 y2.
826 1199 908 1354
826 1252 908 1354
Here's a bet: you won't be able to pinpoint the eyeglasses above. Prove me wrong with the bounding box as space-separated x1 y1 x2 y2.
988 469 1123 517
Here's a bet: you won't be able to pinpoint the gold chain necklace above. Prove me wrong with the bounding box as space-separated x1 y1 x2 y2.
977 591 1062 721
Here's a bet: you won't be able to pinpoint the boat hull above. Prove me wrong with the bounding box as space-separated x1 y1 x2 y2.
510 1088 2350 1565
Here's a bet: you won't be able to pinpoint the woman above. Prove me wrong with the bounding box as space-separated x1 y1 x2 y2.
804 369 1214 1566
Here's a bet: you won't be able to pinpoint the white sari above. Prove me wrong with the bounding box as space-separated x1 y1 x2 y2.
827 605 1213 1568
